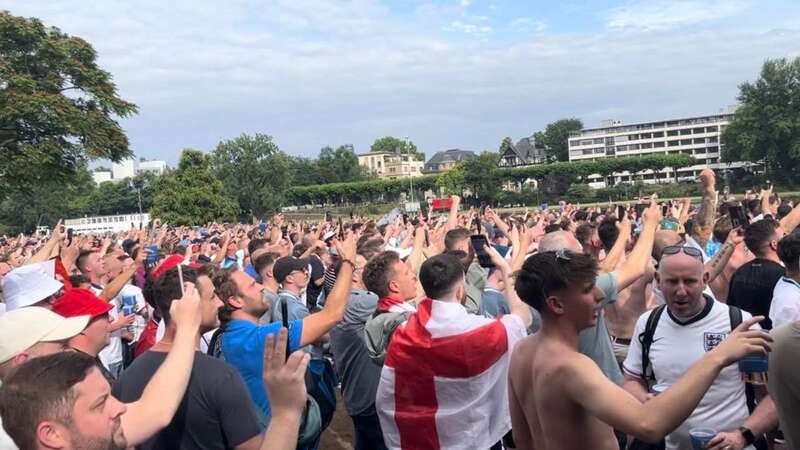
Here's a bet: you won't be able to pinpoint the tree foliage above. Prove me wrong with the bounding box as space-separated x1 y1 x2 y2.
370 136 425 161
151 149 239 225
533 118 584 162
286 154 694 206
721 57 800 182
316 145 372 184
498 137 514 154
0 11 138 201
211 133 291 218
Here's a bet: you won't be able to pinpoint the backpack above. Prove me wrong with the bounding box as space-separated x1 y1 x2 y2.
364 311 413 365
639 303 742 384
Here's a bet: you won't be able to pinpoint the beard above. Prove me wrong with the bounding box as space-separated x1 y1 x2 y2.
69 418 127 450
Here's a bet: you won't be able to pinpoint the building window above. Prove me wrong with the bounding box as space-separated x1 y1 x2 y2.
668 141 680 147
667 130 679 136
653 131 665 138
680 129 692 136
692 128 705 134
680 139 693 146
706 126 718 132
653 141 665 148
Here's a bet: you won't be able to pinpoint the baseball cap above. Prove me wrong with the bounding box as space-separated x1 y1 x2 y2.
273 256 309 283
1 264 64 311
0 307 89 364
51 288 113 319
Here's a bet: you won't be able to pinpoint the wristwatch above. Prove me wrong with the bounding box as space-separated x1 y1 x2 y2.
738 426 756 446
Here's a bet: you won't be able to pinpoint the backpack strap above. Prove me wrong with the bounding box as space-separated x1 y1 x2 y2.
728 305 742 330
639 305 667 382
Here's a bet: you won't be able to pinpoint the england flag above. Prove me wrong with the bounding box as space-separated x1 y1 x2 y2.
376 298 527 450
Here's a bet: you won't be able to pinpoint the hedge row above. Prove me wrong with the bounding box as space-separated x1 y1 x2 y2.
285 154 696 205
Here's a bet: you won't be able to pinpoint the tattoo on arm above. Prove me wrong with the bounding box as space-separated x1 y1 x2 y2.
693 190 716 249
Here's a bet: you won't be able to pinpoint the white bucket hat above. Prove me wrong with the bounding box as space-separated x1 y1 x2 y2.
1 263 64 311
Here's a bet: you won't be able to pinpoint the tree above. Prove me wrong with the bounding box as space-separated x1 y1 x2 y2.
0 12 138 201
460 152 502 201
83 172 155 216
315 145 371 184
722 57 800 182
288 157 321 186
151 149 239 225
498 136 514 154
211 133 291 218
0 165 95 234
370 136 425 161
533 118 584 162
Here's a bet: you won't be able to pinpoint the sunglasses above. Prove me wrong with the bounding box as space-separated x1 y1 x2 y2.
662 245 702 259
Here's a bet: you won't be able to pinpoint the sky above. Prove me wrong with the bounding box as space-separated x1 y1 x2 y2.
6 0 800 164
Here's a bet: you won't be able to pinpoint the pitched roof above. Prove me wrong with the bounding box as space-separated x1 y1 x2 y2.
424 149 477 170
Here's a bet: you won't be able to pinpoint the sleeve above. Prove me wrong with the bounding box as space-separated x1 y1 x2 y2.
215 368 262 446
288 300 310 321
622 314 647 378
597 272 619 306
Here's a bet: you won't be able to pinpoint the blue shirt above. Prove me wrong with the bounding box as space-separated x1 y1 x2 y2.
221 319 303 419
244 264 259 281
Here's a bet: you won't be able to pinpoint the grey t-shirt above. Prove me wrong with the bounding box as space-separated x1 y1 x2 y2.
329 289 383 416
578 272 622 384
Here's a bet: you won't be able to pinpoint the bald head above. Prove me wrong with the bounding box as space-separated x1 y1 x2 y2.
653 230 682 261
538 231 582 253
658 251 704 277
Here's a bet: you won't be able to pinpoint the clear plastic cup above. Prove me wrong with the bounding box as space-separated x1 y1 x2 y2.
689 428 716 450
738 354 769 385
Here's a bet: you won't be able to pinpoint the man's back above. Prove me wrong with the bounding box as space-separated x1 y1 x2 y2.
508 335 619 450
376 298 526 450
113 350 261 450
728 258 784 329
768 321 800 450
329 289 382 416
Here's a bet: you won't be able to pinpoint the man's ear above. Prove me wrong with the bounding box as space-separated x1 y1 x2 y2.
545 296 565 315
37 421 68 449
228 296 244 309
387 279 400 295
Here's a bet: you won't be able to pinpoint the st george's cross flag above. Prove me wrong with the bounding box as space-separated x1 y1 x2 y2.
376 298 527 450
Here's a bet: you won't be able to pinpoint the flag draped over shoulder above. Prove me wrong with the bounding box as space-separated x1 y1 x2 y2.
376 298 526 450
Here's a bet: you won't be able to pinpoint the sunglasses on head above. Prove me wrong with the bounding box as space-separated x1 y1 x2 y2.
662 245 702 259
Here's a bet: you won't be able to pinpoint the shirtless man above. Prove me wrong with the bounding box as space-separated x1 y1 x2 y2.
508 250 772 450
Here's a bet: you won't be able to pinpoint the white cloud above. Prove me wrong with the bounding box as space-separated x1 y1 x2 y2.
607 0 751 31
3 0 798 162
511 17 547 33
460 0 472 7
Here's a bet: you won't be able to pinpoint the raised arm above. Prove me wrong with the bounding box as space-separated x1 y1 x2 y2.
99 249 145 301
569 317 771 443
779 201 800 235
599 213 632 273
299 233 356 346
446 195 461 232
704 227 743 283
486 244 532 327
121 282 201 446
692 169 717 249
614 200 660 291
27 220 64 265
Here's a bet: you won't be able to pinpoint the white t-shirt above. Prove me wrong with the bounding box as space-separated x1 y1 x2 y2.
97 284 144 368
769 277 800 329
623 300 754 450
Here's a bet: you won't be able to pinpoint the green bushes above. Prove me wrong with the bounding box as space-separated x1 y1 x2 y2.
286 154 696 206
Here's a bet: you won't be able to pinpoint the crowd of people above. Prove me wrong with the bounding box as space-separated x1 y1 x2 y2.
0 167 798 450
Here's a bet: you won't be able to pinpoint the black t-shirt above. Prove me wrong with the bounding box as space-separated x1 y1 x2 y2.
306 254 326 310
727 258 785 330
112 351 261 450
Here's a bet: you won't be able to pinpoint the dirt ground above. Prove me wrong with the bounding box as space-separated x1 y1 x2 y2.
319 392 355 450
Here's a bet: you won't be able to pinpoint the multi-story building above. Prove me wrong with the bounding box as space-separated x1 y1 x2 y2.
498 136 547 168
93 157 169 184
358 152 424 179
138 160 168 176
423 149 477 174
567 107 751 186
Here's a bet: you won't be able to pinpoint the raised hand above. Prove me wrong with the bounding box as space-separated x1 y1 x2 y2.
169 282 202 333
710 316 772 366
